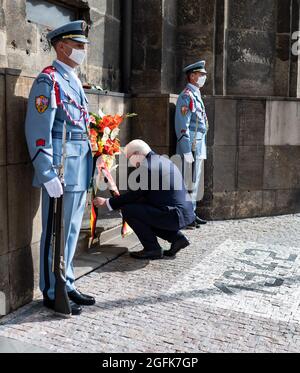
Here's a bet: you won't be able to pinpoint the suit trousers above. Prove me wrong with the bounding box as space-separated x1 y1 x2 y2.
121 203 183 252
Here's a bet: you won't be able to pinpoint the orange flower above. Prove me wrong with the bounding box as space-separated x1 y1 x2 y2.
113 114 124 128
102 115 113 127
99 114 124 130
89 128 98 138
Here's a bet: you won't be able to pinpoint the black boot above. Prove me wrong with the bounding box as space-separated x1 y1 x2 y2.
68 289 96 306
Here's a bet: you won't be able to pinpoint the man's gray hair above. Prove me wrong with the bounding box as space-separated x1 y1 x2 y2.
124 140 152 158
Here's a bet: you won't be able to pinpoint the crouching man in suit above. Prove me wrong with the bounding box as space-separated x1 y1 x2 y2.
94 140 195 260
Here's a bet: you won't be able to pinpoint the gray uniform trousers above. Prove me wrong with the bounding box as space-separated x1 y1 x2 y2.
40 189 87 300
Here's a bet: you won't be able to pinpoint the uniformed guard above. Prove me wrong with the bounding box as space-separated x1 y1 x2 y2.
25 20 95 315
175 60 209 229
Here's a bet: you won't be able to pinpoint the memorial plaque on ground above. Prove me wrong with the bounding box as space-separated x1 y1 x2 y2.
167 240 300 323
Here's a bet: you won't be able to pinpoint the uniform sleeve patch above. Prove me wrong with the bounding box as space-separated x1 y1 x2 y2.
35 95 49 113
36 138 46 147
181 106 189 116
181 129 187 134
36 77 52 87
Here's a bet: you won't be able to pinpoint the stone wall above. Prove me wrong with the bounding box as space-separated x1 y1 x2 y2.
161 0 178 93
130 0 298 97
0 0 122 91
130 0 180 94
131 0 164 93
176 0 216 95
86 0 122 91
199 96 300 220
132 94 178 155
174 0 298 97
225 0 295 96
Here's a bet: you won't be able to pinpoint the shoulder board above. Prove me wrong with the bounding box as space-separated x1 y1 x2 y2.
40 66 61 106
183 88 193 95
183 88 195 112
42 66 57 75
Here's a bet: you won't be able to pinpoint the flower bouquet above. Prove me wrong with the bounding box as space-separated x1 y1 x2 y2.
88 109 137 247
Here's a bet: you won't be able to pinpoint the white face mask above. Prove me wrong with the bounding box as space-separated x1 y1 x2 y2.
197 75 207 88
64 44 86 65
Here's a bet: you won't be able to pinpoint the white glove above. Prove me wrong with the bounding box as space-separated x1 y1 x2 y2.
184 152 194 163
44 177 63 198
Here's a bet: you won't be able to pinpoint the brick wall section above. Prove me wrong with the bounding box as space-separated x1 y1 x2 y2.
200 96 300 219
0 0 122 91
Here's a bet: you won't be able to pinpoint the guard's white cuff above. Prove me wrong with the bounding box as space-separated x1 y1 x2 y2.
106 198 113 211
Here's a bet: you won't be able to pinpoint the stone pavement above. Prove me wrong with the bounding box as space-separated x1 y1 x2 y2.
0 214 300 353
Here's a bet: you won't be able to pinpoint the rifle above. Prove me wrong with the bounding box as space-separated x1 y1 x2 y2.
191 142 197 185
189 115 199 190
51 120 71 316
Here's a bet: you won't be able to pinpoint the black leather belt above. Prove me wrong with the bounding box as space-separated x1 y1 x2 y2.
52 131 89 141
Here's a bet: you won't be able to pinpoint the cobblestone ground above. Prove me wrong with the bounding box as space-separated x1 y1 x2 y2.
1 215 300 353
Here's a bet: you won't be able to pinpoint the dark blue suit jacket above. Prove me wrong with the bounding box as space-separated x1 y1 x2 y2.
109 152 195 230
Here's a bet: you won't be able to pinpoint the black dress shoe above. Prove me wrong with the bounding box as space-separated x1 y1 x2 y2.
164 235 190 257
183 221 200 230
43 296 82 316
130 249 163 260
195 216 207 225
68 289 96 306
